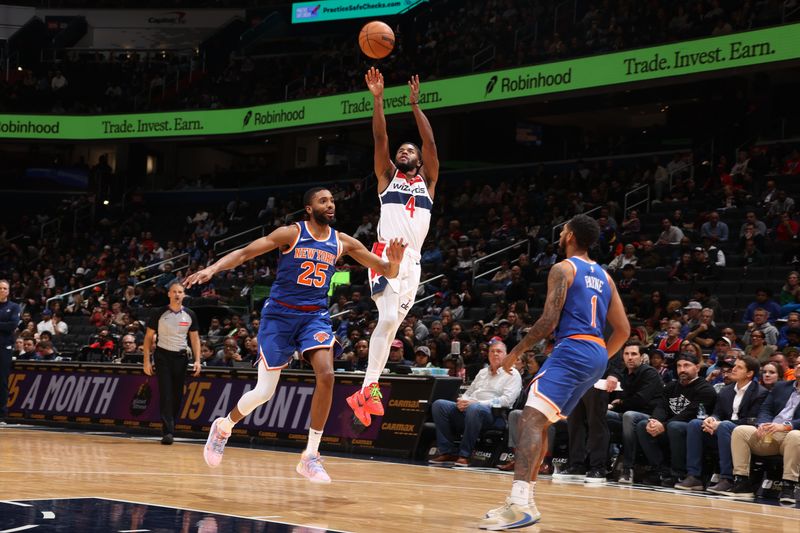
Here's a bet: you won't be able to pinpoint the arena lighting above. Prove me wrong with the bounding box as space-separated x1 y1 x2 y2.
1 23 798 141
17 66 22 71
102 200 109 206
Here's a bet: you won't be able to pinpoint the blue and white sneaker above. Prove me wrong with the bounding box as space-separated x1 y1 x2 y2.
479 501 541 530
203 418 230 467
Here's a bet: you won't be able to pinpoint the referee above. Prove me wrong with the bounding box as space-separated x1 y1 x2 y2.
0 279 21 425
143 281 201 445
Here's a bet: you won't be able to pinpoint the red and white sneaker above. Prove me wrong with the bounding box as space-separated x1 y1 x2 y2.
203 418 231 467
346 383 384 427
296 451 332 484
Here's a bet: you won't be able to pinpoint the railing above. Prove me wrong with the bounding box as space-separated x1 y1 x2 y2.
623 184 650 217
134 264 191 287
472 45 495 71
45 280 107 308
472 239 531 282
285 77 306 101
131 253 190 278
213 225 266 255
551 205 602 243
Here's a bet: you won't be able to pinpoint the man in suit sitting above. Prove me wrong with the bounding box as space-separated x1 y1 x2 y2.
674 356 767 492
725 360 800 503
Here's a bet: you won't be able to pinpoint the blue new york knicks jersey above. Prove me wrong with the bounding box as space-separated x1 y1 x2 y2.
268 221 340 309
554 257 612 342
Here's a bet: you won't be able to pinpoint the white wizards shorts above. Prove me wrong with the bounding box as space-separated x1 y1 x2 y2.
368 242 421 311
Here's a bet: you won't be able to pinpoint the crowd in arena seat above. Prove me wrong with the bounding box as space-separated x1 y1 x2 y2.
1 0 792 114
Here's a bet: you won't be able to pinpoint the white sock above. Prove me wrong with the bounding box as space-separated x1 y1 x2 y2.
218 414 235 434
510 480 530 506
305 427 323 456
529 481 536 504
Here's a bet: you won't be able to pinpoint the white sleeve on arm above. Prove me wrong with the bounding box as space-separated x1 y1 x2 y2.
497 370 522 408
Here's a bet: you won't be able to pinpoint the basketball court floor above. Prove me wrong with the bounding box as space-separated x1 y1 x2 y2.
0 425 797 532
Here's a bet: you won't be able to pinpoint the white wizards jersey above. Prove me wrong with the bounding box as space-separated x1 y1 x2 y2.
377 169 432 253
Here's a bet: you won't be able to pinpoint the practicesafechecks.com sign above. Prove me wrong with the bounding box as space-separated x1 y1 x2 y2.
1 22 798 141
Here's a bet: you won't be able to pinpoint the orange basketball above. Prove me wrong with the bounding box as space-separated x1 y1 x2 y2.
359 21 395 59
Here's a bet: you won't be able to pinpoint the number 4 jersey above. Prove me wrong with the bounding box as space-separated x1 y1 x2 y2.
376 169 432 254
268 221 340 309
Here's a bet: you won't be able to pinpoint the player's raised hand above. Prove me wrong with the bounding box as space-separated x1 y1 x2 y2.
408 74 420 104
365 67 384 97
184 268 214 288
386 238 407 264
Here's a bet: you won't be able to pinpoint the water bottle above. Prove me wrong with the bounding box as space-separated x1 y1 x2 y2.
696 404 707 420
451 340 461 355
491 396 502 417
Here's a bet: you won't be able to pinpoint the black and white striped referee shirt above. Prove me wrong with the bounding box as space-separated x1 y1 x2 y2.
146 306 199 352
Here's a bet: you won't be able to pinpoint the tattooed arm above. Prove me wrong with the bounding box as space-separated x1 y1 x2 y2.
502 261 572 372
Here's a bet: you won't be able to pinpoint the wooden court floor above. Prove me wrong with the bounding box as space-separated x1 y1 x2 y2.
0 427 798 532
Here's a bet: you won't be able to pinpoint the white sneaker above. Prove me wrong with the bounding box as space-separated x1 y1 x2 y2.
203 418 230 468
296 451 332 484
479 501 541 530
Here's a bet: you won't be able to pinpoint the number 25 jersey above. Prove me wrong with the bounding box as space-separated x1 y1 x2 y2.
268 221 340 309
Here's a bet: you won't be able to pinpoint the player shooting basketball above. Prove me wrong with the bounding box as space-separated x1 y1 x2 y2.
346 67 439 427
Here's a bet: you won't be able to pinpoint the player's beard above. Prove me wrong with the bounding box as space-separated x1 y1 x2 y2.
395 159 418 174
311 209 334 226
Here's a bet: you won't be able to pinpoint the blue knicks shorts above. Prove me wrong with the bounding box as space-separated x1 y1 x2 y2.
526 336 608 422
257 300 335 370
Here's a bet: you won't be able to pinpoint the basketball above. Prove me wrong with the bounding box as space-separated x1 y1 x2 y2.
359 21 395 59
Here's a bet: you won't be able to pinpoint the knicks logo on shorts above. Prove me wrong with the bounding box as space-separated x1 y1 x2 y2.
314 331 331 343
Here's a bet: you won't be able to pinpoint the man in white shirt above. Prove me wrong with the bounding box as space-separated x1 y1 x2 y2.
36 311 68 335
676 356 767 492
656 218 684 247
429 341 522 467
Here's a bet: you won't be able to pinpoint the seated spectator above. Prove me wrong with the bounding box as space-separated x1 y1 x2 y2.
727 361 800 503
635 353 717 487
767 191 796 222
655 320 683 369
443 354 466 382
637 240 663 269
676 356 767 492
36 310 68 335
742 308 780 346
680 301 702 337
616 264 639 296
649 349 675 384
669 252 694 282
607 342 664 484
620 210 641 241
689 247 716 280
771 353 796 382
684 308 719 350
780 272 800 316
117 334 143 364
215 337 242 367
693 287 722 321
700 212 729 243
656 218 685 249
387 339 413 367
778 312 800 349
745 330 776 364
607 244 638 273
775 213 800 263
742 289 782 323
345 339 369 371
199 341 221 367
413 346 433 368
33 340 57 361
89 327 116 353
429 342 521 466
760 361 783 391
11 338 24 359
741 238 766 267
739 211 768 239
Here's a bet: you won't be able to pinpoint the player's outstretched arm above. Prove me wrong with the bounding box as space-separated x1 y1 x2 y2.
408 75 439 192
339 232 405 278
184 225 298 287
366 67 393 190
502 261 572 371
604 281 631 358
